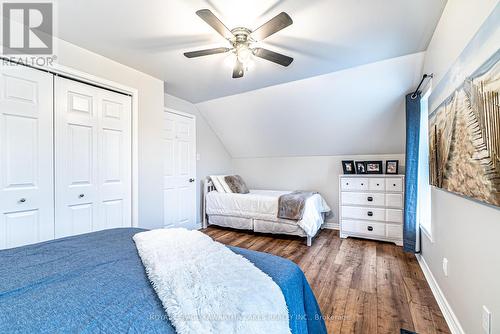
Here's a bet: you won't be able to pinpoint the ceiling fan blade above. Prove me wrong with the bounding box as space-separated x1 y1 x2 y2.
253 48 293 67
250 12 293 41
232 59 244 78
184 47 231 58
196 9 234 40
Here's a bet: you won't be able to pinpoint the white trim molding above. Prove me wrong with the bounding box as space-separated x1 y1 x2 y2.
164 107 196 119
322 222 339 230
416 254 465 334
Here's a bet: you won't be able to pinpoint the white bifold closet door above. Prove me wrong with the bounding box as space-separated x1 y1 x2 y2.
0 64 54 249
55 77 132 238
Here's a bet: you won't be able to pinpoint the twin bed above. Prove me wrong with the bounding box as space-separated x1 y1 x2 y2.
203 177 331 246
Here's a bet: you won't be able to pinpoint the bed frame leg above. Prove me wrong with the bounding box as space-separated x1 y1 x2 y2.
306 236 312 247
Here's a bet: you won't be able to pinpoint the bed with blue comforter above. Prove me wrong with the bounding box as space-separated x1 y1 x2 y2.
0 228 326 334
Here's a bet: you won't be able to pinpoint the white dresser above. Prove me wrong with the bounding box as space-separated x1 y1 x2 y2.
339 175 404 246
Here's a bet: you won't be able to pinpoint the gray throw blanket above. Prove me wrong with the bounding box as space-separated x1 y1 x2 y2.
278 191 317 220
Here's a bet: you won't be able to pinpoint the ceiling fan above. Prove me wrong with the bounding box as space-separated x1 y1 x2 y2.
184 9 294 78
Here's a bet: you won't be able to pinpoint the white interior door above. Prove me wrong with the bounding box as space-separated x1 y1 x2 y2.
55 77 131 238
0 63 54 249
163 111 196 229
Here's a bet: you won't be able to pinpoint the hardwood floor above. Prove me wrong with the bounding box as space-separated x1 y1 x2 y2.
202 226 451 334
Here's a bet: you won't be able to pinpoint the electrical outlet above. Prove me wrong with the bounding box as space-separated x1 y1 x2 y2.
482 306 491 334
442 258 448 277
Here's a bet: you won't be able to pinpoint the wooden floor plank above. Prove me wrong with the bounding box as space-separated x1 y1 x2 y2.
340 288 378 334
376 243 415 333
202 226 451 334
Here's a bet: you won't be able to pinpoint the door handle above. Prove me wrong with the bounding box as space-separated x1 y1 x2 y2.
189 178 195 183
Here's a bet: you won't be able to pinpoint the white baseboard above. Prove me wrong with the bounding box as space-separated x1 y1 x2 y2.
323 222 339 230
416 254 465 334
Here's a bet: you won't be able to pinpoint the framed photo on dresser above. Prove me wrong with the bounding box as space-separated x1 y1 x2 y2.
385 160 399 174
365 161 383 174
355 161 366 174
342 160 356 174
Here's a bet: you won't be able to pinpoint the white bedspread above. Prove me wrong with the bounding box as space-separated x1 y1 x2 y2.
206 190 330 237
133 228 291 334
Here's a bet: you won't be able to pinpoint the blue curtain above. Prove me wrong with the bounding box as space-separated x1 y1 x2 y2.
404 93 421 253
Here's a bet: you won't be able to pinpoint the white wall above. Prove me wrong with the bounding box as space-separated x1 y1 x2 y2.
55 38 165 229
164 93 233 224
196 52 424 158
421 1 500 334
233 154 404 225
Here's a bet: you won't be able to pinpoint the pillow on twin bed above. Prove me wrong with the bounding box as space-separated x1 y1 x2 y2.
209 175 249 194
209 175 227 193
224 175 250 194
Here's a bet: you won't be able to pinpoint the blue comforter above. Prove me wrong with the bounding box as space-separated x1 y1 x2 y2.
0 228 326 334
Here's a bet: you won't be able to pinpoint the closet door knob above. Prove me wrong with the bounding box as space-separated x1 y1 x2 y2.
367 196 373 202
367 211 373 217
79 194 85 198
19 198 26 203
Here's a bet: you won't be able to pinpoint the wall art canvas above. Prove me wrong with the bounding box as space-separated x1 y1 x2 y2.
428 7 500 207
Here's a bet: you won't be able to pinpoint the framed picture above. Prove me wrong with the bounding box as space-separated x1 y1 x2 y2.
385 160 399 174
428 12 499 207
365 161 383 174
355 161 366 174
342 160 356 174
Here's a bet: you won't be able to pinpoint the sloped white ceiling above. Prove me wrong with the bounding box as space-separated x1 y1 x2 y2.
55 0 446 102
196 52 425 158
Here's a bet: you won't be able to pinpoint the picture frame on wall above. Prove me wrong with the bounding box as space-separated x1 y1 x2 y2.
355 161 366 174
385 160 399 174
365 161 383 174
342 160 356 174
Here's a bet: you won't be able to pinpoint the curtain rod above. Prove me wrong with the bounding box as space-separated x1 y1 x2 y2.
411 73 434 99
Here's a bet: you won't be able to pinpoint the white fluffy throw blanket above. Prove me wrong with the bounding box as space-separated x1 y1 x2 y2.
133 228 291 334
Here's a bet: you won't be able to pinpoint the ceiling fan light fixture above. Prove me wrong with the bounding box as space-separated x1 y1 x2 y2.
236 44 252 65
186 9 294 78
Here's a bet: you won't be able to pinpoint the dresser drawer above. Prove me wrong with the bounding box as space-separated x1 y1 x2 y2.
386 224 403 239
342 220 386 237
386 209 403 223
386 178 403 192
341 178 368 191
386 193 403 208
342 206 385 221
341 192 385 207
368 178 385 191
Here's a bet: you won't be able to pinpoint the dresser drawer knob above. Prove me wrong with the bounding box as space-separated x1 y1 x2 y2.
367 211 373 217
367 196 373 202
361 183 364 186
367 226 373 231
346 182 349 185
393 184 396 187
